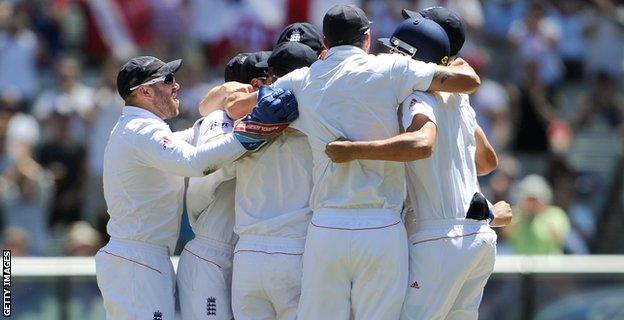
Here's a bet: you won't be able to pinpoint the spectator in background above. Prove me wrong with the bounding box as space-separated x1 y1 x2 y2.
0 1 39 107
0 112 54 255
584 0 624 79
35 109 86 229
508 1 563 87
509 59 557 175
82 58 123 227
552 0 589 81
32 56 96 144
505 174 570 254
481 0 527 82
65 221 102 256
571 71 624 138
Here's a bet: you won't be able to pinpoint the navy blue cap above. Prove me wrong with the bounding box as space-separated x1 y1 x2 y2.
117 56 182 99
403 7 465 56
277 22 323 53
378 17 450 65
256 42 317 77
323 4 371 47
224 51 271 83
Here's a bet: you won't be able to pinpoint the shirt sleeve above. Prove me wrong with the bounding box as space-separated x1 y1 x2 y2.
274 68 308 134
134 121 246 177
391 56 436 102
198 110 234 144
171 122 200 144
401 93 437 131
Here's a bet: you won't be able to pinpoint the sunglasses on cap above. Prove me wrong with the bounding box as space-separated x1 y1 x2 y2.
130 73 175 91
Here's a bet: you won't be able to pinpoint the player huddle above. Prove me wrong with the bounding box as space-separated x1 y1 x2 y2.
96 4 512 320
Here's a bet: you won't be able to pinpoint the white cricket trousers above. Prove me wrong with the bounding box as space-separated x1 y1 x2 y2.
177 235 234 320
401 219 497 320
231 235 304 320
297 211 409 320
95 238 175 320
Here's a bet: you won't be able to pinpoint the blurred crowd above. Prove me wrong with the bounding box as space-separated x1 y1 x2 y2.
1 0 624 258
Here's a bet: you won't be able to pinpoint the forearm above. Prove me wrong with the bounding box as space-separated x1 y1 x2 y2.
225 91 257 120
149 134 246 177
428 63 481 94
345 132 433 162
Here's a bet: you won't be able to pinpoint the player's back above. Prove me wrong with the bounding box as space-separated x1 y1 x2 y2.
234 129 313 240
276 48 434 220
402 92 479 221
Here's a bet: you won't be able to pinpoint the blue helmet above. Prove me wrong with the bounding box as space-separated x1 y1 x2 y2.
378 17 450 65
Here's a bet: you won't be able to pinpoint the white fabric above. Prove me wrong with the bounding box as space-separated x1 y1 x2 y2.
233 129 313 243
297 222 408 320
103 106 245 254
401 219 497 320
274 46 433 319
401 92 480 221
232 248 302 320
274 47 436 227
186 110 237 244
178 237 234 320
95 238 175 320
179 110 238 319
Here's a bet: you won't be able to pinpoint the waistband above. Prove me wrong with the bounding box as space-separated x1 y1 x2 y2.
192 234 235 252
312 208 402 229
414 218 489 229
105 238 170 257
407 219 494 244
235 235 306 254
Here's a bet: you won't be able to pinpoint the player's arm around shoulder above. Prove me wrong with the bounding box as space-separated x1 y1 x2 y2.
428 57 480 94
475 125 498 175
325 94 437 163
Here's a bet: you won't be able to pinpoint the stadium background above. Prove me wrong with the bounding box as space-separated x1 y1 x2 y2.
1 0 623 319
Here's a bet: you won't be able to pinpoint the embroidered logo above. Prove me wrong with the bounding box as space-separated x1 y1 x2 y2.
289 30 302 42
410 281 420 289
206 297 217 316
153 310 163 320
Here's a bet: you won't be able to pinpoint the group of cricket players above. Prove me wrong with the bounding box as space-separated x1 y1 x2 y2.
95 3 513 320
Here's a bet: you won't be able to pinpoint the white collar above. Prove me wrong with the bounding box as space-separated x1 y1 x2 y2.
122 106 164 122
325 45 367 60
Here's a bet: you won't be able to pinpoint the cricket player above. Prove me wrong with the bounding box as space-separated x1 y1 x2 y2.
96 56 298 319
272 4 481 319
177 52 271 320
325 10 509 319
229 42 317 320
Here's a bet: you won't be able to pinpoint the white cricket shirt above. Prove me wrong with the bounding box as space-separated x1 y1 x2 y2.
233 129 313 246
103 106 246 254
186 110 237 245
274 46 436 227
401 92 480 221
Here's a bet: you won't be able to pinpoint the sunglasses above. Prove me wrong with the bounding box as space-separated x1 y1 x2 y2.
130 73 175 91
